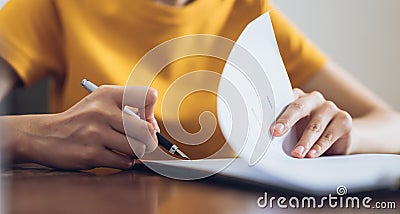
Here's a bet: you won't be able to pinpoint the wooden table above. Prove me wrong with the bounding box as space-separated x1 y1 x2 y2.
2 164 399 214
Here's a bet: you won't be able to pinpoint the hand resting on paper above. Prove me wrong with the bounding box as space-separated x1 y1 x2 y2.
270 61 400 158
272 88 352 158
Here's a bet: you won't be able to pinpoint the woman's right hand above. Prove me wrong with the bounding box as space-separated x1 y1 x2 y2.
1 85 159 170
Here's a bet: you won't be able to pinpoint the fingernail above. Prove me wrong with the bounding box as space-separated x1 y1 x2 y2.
292 146 305 156
309 149 317 157
150 118 159 131
274 123 286 135
152 121 160 133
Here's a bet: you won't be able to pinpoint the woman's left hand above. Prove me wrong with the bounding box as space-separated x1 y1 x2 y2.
271 88 353 158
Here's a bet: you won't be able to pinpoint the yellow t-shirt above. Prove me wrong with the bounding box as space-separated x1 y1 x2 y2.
0 0 326 158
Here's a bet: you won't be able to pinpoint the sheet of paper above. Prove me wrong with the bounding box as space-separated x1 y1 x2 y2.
218 11 400 194
146 12 400 194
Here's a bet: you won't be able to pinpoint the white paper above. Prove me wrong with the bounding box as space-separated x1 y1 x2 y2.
145 12 400 194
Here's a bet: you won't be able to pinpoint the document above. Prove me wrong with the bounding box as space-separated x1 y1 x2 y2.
145 12 400 195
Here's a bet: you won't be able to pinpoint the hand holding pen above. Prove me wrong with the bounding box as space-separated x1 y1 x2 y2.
4 83 163 170
81 79 190 160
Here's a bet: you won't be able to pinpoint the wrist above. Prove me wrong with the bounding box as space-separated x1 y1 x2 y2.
345 124 362 155
1 115 32 163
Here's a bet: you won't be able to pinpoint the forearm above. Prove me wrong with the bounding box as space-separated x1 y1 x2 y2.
350 109 400 154
0 115 46 164
0 59 23 163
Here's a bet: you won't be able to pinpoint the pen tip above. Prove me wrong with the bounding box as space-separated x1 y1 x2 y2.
176 149 190 160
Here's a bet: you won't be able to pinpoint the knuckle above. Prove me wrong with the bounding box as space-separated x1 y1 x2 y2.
111 111 122 120
338 110 352 121
302 140 314 151
321 132 334 143
291 101 305 111
313 144 323 153
86 103 112 119
83 125 102 139
87 104 102 114
133 143 147 157
96 85 113 94
339 111 353 132
324 101 337 110
146 87 158 103
146 122 154 132
310 91 324 100
92 85 116 100
293 88 304 97
307 121 322 132
316 140 330 151
293 88 304 93
92 85 107 97
84 85 114 104
80 147 99 165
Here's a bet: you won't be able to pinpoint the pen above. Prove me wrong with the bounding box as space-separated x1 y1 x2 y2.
81 79 190 160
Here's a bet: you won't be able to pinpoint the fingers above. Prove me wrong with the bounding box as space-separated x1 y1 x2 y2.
126 136 147 158
271 89 353 159
139 108 160 132
125 86 158 108
105 105 125 134
104 107 157 157
51 84 160 170
291 101 338 158
96 149 133 170
104 134 147 159
100 85 160 132
100 95 158 155
136 87 159 131
305 111 352 158
123 111 158 152
293 88 305 99
144 88 160 132
273 91 325 136
123 86 159 131
101 130 139 158
95 85 157 108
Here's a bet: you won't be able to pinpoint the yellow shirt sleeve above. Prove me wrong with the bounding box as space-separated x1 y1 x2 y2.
0 0 64 86
262 2 328 87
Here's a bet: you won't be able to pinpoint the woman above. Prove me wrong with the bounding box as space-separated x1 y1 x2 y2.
0 0 399 170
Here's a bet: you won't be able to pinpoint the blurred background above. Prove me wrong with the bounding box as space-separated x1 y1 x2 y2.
0 1 49 115
0 0 399 115
273 0 400 110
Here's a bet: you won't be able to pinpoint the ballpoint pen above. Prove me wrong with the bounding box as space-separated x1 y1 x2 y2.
81 79 190 160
